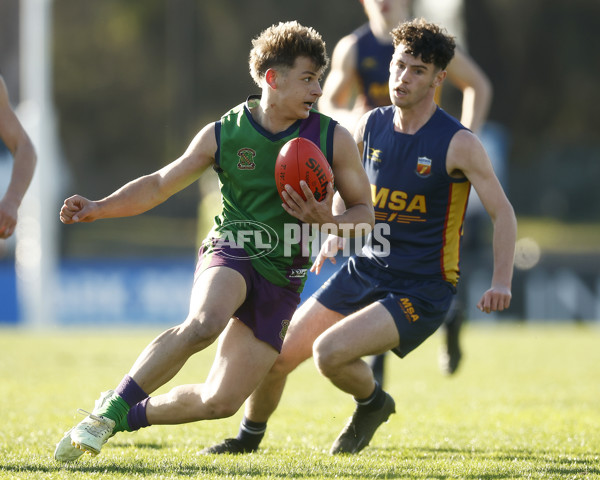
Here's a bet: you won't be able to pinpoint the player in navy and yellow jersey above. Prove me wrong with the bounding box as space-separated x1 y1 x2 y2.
53 21 374 462
353 23 395 109
319 0 493 379
206 18 515 456
360 105 469 288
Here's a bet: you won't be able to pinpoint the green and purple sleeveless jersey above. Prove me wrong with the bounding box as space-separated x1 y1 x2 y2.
204 95 337 292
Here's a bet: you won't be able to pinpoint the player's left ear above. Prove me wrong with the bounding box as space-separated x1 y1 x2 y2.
431 69 447 88
266 69 277 89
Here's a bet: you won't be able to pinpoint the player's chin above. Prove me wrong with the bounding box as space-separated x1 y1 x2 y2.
299 103 314 115
390 96 407 108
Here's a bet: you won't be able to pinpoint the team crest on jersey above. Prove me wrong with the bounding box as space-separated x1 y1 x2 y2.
237 147 256 170
415 156 432 178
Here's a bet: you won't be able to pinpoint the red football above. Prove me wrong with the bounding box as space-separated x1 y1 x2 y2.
275 137 334 202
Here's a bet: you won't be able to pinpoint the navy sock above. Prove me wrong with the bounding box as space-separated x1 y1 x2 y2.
355 382 386 412
236 417 266 449
126 397 151 431
116 375 149 408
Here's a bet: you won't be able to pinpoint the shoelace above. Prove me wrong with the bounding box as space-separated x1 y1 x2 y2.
76 409 113 438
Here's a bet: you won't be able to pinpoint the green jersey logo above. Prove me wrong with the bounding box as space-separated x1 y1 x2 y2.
237 147 256 170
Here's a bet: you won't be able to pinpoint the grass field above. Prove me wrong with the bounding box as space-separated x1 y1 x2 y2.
0 323 599 479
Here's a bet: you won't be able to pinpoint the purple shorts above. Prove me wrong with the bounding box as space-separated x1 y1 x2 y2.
195 241 300 352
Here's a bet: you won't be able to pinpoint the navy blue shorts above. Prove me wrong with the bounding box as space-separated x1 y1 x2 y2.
195 241 300 352
313 255 456 358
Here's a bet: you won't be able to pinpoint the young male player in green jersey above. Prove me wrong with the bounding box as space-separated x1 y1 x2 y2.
53 21 374 462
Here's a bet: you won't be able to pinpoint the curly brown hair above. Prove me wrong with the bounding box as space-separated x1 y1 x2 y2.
391 18 456 70
248 21 329 87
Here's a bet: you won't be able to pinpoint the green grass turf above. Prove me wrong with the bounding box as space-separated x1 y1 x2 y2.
0 323 598 479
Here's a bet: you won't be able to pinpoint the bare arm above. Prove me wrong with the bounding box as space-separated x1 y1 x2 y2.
60 122 217 224
317 34 365 132
328 109 375 221
310 114 374 274
0 76 37 238
447 130 516 313
329 124 374 231
445 48 493 133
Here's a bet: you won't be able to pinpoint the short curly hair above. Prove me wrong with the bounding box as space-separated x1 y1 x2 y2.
248 21 329 87
391 18 456 70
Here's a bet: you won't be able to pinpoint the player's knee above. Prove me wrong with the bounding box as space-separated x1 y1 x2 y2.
201 393 242 419
268 351 300 379
176 314 224 350
313 335 341 378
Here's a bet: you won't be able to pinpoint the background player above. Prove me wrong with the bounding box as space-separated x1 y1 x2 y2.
53 20 374 462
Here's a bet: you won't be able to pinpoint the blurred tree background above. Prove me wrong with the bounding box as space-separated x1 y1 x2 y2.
1 0 599 258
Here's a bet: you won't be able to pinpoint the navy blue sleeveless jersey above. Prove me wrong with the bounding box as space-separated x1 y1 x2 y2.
354 24 395 108
361 106 471 286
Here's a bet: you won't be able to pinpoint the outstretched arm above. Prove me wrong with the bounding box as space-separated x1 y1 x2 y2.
0 76 37 239
60 122 217 224
447 130 516 313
